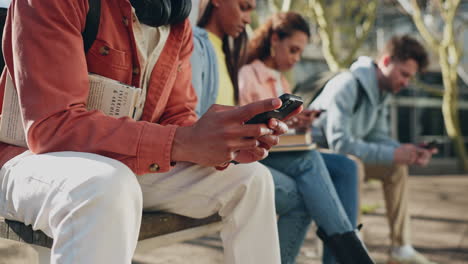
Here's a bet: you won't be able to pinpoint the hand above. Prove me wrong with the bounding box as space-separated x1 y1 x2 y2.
285 109 320 130
234 112 289 164
414 147 437 167
394 144 420 165
394 144 436 166
171 98 283 167
257 118 288 149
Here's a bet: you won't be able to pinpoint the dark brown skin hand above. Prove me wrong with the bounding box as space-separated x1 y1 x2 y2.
171 98 295 167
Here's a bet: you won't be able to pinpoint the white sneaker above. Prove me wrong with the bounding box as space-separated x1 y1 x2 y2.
388 251 438 264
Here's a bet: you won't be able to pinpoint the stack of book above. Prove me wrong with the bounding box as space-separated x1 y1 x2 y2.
271 130 316 152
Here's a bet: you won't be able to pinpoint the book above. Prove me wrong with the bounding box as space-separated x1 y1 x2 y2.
277 130 312 146
0 73 142 148
270 143 317 152
271 130 316 152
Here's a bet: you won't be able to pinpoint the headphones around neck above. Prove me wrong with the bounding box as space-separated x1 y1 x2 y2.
130 0 192 27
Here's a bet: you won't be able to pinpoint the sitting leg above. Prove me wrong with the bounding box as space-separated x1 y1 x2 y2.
262 150 353 233
0 151 143 264
321 152 359 264
365 164 436 264
262 150 374 264
137 162 280 264
269 166 312 264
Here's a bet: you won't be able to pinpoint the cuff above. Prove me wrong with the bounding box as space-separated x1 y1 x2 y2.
380 145 397 165
136 122 178 175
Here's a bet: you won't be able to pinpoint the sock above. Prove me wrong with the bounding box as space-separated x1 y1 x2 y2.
391 244 416 258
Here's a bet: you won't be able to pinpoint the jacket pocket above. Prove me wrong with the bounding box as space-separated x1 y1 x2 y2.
86 39 132 82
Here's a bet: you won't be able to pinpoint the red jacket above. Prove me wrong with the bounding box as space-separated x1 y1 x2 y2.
0 0 198 175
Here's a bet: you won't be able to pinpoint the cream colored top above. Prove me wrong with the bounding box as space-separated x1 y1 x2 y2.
132 12 170 120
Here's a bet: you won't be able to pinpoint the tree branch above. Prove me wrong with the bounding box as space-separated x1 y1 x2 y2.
410 0 440 52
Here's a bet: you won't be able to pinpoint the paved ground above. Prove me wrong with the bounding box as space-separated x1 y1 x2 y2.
133 174 468 264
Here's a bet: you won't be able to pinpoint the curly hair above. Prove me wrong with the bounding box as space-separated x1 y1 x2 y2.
380 35 429 72
246 12 310 64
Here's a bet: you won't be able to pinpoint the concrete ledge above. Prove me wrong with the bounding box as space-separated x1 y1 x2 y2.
0 238 39 264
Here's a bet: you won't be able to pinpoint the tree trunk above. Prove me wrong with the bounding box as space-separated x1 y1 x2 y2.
439 48 468 171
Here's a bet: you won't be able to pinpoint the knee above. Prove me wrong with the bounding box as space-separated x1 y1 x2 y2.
341 156 358 173
338 156 359 183
295 150 325 173
326 153 359 177
390 164 408 182
270 168 304 215
68 155 143 214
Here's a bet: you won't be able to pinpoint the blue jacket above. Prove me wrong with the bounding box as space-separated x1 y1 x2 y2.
190 27 219 116
310 56 400 165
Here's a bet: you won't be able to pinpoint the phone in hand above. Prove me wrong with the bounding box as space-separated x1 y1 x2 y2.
315 109 327 118
245 94 303 124
419 140 439 150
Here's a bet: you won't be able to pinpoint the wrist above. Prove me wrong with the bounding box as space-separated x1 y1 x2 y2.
172 126 192 163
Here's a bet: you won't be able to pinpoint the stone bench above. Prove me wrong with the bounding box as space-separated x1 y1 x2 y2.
0 237 39 264
0 212 221 249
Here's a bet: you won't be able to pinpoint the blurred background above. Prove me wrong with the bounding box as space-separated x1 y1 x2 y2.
192 0 468 175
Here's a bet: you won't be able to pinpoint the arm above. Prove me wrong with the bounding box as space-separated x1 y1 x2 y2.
5 0 183 174
159 22 198 127
324 77 396 164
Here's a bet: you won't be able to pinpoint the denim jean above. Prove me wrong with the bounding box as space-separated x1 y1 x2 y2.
321 152 359 264
269 166 312 264
263 150 358 264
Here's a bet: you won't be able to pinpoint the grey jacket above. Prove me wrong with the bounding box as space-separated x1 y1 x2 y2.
310 56 400 164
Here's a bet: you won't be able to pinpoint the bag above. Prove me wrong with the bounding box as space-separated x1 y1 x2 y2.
0 0 101 70
293 70 366 113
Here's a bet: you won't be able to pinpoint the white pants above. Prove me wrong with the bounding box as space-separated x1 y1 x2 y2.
0 151 280 264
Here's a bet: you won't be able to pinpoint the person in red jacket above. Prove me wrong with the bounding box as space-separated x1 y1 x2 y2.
0 1 294 263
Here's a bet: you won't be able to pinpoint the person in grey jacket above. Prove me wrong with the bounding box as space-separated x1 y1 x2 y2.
310 35 438 264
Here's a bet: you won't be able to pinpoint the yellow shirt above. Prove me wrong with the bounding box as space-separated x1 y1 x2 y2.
208 32 235 106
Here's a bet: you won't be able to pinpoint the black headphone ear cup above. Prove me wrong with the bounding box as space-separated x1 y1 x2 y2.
169 0 192 25
131 0 172 27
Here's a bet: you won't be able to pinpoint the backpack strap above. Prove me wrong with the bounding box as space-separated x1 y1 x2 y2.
352 77 365 113
82 0 101 53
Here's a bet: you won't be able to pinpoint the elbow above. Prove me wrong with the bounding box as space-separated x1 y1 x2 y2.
329 137 355 156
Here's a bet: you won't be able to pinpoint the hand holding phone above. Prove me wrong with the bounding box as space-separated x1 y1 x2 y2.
311 109 326 118
245 94 303 124
419 140 438 150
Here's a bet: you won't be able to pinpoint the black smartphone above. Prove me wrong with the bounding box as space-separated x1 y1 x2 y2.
245 94 303 124
420 140 438 149
315 109 327 117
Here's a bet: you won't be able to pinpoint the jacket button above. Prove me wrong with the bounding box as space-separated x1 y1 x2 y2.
133 67 140 75
99 46 110 56
149 163 160 172
122 17 129 26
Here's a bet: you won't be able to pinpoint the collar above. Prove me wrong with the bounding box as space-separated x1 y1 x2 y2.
193 26 209 39
250 60 279 84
